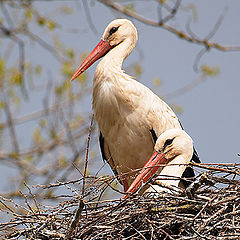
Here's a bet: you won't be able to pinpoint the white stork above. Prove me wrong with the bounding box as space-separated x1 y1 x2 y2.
71 19 200 193
122 129 194 199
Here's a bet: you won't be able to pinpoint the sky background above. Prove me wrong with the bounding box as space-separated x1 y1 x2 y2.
67 0 240 164
0 0 239 197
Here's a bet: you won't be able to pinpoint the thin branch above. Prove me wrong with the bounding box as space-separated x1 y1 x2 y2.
83 0 98 35
163 74 206 100
158 0 181 24
4 101 19 154
205 6 228 41
24 29 66 62
98 0 240 52
82 114 94 197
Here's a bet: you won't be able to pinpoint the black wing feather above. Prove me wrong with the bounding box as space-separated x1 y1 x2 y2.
192 147 201 163
178 120 200 186
99 131 107 161
99 131 122 185
150 128 158 143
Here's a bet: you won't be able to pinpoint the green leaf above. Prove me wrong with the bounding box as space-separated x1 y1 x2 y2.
8 89 15 98
62 61 74 77
40 119 47 128
24 154 33 163
25 10 32 21
71 114 83 129
133 63 142 76
59 156 68 168
37 17 46 26
47 20 56 30
55 85 63 96
124 3 135 12
55 80 71 96
9 70 22 86
76 72 87 83
9 152 18 160
33 127 44 144
49 128 57 139
0 58 6 82
201 64 220 77
0 101 5 109
35 65 42 75
153 77 162 87
172 105 183 114
0 123 5 130
66 48 75 59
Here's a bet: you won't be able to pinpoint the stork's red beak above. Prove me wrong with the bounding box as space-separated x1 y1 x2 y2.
122 151 167 200
70 40 112 81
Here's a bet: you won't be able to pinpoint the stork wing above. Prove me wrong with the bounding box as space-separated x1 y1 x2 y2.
192 147 200 163
99 132 122 185
178 121 200 187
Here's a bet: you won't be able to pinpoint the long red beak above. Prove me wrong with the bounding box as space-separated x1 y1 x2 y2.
70 40 112 81
122 151 167 200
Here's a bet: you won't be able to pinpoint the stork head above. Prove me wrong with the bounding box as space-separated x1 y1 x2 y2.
101 19 137 49
70 19 137 81
154 129 193 162
122 129 194 199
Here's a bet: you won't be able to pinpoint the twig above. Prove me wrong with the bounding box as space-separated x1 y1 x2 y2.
65 199 85 240
98 0 240 52
82 113 94 197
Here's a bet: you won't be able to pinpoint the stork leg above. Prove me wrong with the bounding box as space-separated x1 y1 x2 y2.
121 176 129 192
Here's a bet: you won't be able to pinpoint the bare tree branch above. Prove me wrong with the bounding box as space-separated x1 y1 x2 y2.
98 0 240 52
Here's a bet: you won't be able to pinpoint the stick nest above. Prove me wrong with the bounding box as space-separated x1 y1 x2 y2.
1 163 240 240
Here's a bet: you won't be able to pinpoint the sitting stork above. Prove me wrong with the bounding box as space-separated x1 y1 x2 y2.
123 129 194 199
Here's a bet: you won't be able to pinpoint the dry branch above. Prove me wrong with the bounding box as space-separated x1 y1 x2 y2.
98 0 240 52
1 163 240 239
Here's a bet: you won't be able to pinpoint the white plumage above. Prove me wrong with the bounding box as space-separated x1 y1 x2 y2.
71 19 199 192
123 128 194 199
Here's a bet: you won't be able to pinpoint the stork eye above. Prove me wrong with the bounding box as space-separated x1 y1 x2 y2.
163 138 174 151
109 26 118 35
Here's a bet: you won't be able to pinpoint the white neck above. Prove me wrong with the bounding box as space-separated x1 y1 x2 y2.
95 38 136 78
92 35 137 131
158 155 190 186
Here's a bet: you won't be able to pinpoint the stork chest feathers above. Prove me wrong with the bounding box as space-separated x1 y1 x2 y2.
92 63 181 138
93 66 142 133
92 69 156 170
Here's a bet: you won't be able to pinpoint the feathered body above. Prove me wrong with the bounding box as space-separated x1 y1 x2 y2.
71 19 199 190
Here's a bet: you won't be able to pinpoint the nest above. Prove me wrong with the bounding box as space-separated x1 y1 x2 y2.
1 163 240 240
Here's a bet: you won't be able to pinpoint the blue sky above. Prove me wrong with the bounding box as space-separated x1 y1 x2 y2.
0 0 239 196
70 0 240 164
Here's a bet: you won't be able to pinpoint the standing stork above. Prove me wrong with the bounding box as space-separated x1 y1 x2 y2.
71 19 200 192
